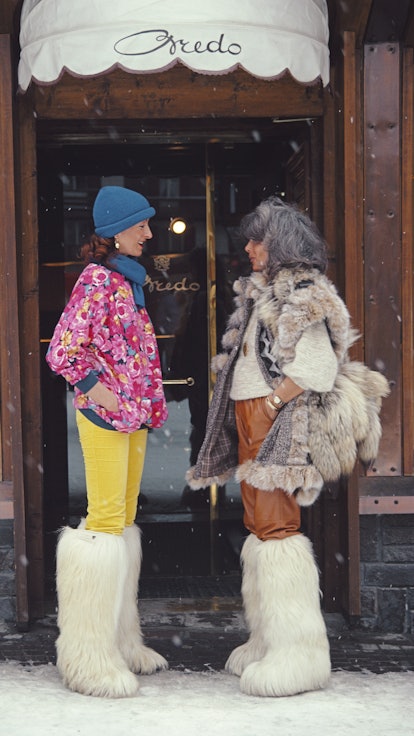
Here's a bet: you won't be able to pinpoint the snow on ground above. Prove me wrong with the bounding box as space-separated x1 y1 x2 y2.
0 663 413 736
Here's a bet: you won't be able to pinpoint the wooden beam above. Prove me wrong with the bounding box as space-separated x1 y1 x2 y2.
344 471 361 617
401 47 414 474
30 66 324 120
0 34 28 627
343 32 364 350
341 30 365 619
14 84 44 621
359 497 414 514
322 74 338 280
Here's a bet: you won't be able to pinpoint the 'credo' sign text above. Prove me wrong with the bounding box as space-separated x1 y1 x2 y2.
114 29 242 58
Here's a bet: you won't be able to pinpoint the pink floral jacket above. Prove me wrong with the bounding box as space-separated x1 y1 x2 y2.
46 263 168 432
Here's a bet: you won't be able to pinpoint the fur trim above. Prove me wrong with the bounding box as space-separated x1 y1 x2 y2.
239 534 330 697
236 460 324 506
220 269 354 370
56 526 139 697
119 525 168 674
256 269 353 366
191 267 389 502
185 465 235 490
225 534 265 676
211 353 229 373
222 327 241 351
308 361 390 481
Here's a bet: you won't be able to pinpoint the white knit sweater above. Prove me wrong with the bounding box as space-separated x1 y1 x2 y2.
230 305 337 400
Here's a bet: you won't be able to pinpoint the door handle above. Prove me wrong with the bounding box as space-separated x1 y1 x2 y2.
162 377 195 386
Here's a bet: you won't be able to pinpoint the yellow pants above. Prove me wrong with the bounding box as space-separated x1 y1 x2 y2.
76 411 148 535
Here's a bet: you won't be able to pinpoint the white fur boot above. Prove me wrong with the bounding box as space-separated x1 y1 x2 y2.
118 524 168 673
55 526 139 697
240 534 331 697
225 533 266 676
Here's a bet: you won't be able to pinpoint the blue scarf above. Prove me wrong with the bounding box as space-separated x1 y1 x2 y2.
108 254 147 308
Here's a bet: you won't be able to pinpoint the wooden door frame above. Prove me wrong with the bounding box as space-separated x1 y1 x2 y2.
0 34 28 627
16 65 359 620
7 0 414 627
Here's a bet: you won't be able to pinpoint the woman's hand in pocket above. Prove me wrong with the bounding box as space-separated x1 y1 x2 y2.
85 382 119 413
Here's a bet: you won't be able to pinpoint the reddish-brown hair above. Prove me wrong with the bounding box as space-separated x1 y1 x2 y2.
80 234 116 266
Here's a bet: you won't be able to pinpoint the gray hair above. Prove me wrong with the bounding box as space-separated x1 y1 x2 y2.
239 196 328 278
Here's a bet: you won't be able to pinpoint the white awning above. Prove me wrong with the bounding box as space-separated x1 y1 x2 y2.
18 0 330 92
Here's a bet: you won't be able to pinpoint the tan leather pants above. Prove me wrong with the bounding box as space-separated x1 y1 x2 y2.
235 397 301 541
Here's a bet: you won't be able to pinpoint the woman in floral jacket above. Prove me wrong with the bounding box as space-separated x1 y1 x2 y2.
46 186 168 698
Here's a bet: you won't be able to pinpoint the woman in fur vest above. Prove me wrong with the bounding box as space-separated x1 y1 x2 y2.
186 196 388 698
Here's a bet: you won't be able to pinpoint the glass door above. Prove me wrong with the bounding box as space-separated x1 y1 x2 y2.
39 128 302 582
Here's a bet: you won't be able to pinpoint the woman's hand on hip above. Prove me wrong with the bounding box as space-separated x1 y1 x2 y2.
85 382 119 413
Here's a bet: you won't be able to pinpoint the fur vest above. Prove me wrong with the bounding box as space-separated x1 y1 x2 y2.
186 268 389 506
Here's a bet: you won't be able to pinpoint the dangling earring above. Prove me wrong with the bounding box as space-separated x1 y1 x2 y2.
114 239 120 250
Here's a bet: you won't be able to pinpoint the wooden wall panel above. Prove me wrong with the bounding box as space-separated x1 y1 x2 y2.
363 44 401 477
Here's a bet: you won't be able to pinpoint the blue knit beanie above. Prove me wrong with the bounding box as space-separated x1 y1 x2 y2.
93 186 156 237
